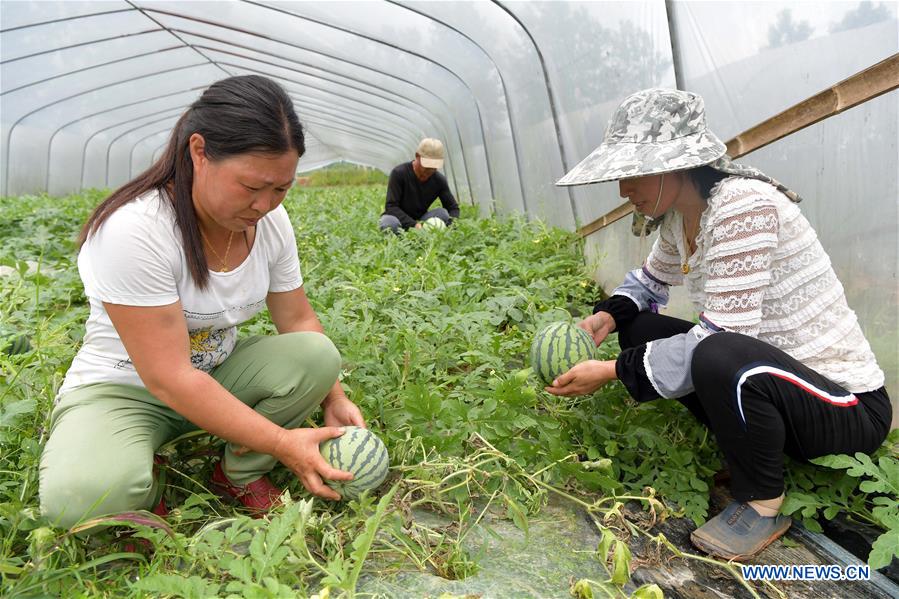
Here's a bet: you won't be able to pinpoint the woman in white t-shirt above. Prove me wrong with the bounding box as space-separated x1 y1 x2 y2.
40 75 365 528
548 89 891 561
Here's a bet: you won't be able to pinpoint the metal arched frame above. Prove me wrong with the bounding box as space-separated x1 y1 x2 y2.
151 8 479 203
224 62 463 195
85 96 403 190
125 117 403 190
1 45 187 96
4 3 478 201
386 0 522 215
164 24 474 200
283 95 454 180
125 0 232 78
236 0 496 202
0 7 135 36
18 48 444 195
2 7 415 194
129 128 173 178
491 1 579 224
0 28 160 63
104 112 184 186
287 96 415 147
4 62 208 194
202 51 445 157
59 72 439 193
146 135 397 174
46 86 207 189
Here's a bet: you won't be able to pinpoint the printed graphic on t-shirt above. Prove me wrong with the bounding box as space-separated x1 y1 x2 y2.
114 358 135 370
189 326 236 371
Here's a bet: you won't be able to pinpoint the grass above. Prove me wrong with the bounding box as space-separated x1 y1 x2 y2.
0 184 896 597
297 162 388 187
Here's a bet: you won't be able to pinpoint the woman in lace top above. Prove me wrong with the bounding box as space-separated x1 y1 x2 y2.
550 88 891 561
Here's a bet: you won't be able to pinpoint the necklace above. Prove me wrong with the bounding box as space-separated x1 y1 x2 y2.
202 229 235 272
682 215 697 275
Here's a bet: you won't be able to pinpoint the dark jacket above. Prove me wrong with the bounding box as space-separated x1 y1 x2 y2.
382 162 459 228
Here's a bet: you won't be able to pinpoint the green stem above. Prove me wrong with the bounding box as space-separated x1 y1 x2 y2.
458 489 498 545
647 531 784 599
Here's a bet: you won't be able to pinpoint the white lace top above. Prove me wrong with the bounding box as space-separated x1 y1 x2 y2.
644 176 884 393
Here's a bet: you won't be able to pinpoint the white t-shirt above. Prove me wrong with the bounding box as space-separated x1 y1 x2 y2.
59 190 303 396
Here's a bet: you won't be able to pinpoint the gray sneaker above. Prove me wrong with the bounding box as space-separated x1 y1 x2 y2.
690 501 792 561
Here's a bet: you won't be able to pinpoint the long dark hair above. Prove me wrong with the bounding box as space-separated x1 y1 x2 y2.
686 165 729 200
79 75 305 289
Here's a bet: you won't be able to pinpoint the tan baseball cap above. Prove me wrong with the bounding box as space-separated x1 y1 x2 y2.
416 138 444 169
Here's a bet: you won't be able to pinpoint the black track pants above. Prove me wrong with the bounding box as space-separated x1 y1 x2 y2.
617 312 892 502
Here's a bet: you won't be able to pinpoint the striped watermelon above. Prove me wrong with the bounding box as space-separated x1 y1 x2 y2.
530 321 595 385
2 333 31 356
422 216 446 230
319 426 389 499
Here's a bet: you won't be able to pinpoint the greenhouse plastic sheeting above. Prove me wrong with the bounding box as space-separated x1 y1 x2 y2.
583 1 898 405
1 0 897 401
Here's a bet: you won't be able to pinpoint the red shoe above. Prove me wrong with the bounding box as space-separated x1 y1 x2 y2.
209 460 283 514
151 496 169 517
151 454 169 517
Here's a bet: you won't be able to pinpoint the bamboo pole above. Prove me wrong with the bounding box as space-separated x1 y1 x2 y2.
576 53 899 238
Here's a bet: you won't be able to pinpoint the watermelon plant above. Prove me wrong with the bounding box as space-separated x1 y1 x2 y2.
1 185 896 597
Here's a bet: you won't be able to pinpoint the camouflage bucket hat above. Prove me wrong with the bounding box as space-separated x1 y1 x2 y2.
556 88 727 186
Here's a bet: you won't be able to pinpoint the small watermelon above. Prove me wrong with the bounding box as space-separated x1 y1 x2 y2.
530 321 595 386
3 333 31 356
319 426 389 499
422 216 446 230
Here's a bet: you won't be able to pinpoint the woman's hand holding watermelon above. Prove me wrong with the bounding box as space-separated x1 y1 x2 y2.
273 427 354 500
545 359 617 396
578 311 616 346
322 395 366 428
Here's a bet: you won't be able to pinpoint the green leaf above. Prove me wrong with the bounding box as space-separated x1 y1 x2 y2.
848 453 881 479
885 428 899 445
811 454 860 471
225 556 253 584
781 492 821 517
67 510 175 538
132 574 221 599
610 540 632 586
630 583 664 599
868 529 899 570
512 367 532 383
596 527 616 563
0 561 24 575
570 579 595 599
505 495 529 536
878 455 899 491
346 485 398 590
823 505 841 520
802 517 823 533
689 477 708 492
859 480 887 494
0 398 36 427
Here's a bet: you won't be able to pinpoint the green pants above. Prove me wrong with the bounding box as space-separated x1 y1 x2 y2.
39 332 340 529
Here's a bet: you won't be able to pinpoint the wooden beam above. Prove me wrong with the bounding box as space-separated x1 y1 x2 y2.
726 53 899 157
575 201 636 238
577 53 899 238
